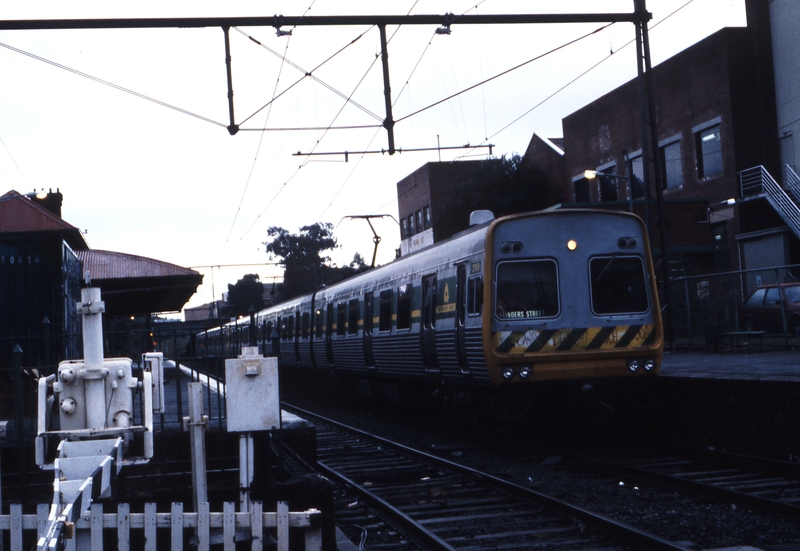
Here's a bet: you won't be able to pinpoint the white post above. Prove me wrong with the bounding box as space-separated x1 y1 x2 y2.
239 434 255 512
188 383 208 511
78 287 108 429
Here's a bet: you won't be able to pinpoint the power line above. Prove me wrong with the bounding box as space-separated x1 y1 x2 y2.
0 40 227 129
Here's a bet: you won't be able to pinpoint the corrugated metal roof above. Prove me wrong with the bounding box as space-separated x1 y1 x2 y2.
76 249 201 280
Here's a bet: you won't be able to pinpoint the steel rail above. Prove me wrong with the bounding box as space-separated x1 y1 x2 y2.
584 444 800 520
285 403 692 551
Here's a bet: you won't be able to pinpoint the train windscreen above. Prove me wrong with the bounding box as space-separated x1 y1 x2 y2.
590 255 649 315
495 259 559 319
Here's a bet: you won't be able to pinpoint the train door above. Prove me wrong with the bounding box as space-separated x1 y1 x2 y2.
294 311 301 363
421 274 439 371
455 264 470 373
363 292 375 367
325 303 334 365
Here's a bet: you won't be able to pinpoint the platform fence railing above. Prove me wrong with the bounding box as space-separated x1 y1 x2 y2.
667 262 800 349
0 501 322 551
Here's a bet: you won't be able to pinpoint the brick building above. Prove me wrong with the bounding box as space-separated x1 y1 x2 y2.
396 161 481 255
557 26 780 276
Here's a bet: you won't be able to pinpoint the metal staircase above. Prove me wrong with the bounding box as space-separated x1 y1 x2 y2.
784 164 800 205
739 165 800 239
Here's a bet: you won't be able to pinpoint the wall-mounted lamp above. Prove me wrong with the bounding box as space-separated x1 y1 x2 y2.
701 198 736 224
583 169 629 181
583 169 634 211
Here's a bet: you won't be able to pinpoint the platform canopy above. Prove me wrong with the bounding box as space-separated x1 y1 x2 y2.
76 249 203 315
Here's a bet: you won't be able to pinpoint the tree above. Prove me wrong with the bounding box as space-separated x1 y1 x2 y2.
264 223 371 301
433 155 552 240
227 273 265 317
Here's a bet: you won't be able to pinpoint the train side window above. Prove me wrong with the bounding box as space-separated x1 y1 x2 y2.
589 255 648 315
315 307 324 338
326 304 334 337
379 289 393 331
467 276 483 316
348 298 359 335
336 302 347 336
301 311 310 339
277 317 283 339
281 316 294 341
496 260 559 319
397 283 412 330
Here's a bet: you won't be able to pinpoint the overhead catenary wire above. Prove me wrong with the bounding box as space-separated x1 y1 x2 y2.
394 21 614 125
0 40 227 129
232 25 382 127
454 0 697 159
0 135 31 188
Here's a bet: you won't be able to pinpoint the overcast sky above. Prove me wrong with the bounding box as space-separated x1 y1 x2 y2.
0 1 746 315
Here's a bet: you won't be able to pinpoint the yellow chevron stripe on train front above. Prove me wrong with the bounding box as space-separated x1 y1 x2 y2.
492 324 656 354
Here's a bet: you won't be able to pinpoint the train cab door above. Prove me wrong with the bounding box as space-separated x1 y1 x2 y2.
455 264 470 373
363 292 376 368
421 274 440 371
325 303 334 366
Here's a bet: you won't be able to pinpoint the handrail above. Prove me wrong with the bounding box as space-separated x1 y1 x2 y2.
785 165 800 205
739 166 800 237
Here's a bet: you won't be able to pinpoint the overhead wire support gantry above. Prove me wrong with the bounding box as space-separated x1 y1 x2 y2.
0 12 652 148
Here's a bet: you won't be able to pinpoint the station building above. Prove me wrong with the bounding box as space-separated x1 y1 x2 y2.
0 189 203 368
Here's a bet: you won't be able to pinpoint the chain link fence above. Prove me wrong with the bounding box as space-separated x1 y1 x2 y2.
667 263 800 350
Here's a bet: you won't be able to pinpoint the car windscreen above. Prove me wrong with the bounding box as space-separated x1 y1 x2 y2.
784 285 800 303
590 255 649 315
495 259 559 319
746 288 766 306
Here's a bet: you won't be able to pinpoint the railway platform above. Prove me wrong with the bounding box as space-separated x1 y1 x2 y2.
660 348 800 381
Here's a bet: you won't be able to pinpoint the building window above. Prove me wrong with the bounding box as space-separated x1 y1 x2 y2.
598 170 618 202
423 206 431 229
660 141 683 188
696 125 722 179
408 214 415 236
574 178 590 202
416 210 423 233
400 218 408 239
630 155 645 199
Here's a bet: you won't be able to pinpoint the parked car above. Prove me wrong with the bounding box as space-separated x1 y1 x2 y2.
739 283 800 336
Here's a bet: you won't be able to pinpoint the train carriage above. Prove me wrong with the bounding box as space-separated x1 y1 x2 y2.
196 209 663 409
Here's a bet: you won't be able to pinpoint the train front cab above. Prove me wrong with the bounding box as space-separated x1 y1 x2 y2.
483 210 664 385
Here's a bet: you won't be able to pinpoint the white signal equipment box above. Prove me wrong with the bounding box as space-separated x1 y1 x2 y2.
142 352 165 414
55 358 136 432
225 347 280 432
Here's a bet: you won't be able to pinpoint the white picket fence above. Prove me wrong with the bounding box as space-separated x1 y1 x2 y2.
0 501 322 551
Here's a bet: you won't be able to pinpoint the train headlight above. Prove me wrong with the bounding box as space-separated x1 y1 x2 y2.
643 359 656 371
627 360 640 372
501 367 515 380
567 239 578 251
518 366 532 379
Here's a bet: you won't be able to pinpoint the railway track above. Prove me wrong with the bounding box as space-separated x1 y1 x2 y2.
584 443 800 520
284 404 692 551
